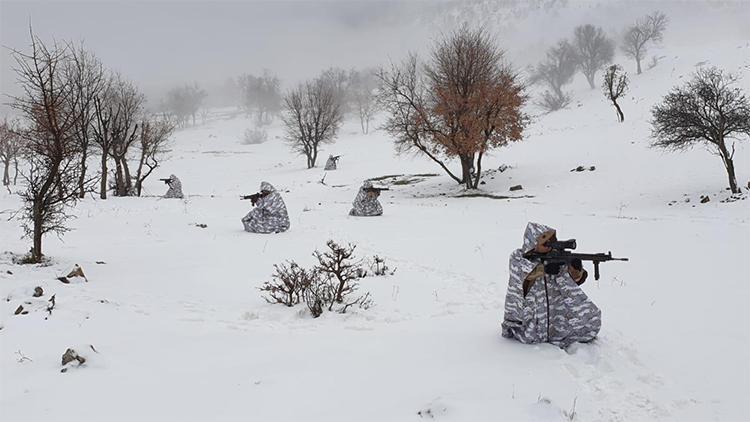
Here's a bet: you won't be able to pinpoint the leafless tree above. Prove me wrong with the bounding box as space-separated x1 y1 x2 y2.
65 44 106 198
238 70 281 125
573 24 614 89
107 78 145 196
163 83 206 127
320 67 352 115
651 67 750 194
282 76 343 169
133 117 175 196
532 40 578 112
349 68 379 134
622 11 668 75
0 119 24 186
378 27 527 189
9 31 83 263
602 65 628 122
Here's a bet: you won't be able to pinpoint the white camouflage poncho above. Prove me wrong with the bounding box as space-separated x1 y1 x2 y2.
324 155 337 170
501 222 601 348
241 182 290 233
163 174 184 199
349 181 383 216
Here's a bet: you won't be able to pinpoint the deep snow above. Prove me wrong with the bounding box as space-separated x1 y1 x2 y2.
1 37 749 422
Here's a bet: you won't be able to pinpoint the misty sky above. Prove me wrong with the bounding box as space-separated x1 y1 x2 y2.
1 0 748 112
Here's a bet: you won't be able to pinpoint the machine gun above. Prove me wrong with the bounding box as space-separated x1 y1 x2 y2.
330 155 342 162
523 238 628 280
159 178 172 184
240 191 269 206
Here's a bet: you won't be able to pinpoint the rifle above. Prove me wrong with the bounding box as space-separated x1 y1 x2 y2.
364 186 389 194
523 239 628 280
331 155 342 162
159 178 172 184
240 191 269 206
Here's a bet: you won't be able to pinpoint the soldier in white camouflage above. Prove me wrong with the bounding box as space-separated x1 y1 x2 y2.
349 181 383 216
163 174 184 199
501 222 601 348
241 182 290 233
324 155 340 170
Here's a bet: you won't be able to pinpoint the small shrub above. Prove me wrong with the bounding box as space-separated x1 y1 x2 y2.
243 127 268 145
259 261 317 306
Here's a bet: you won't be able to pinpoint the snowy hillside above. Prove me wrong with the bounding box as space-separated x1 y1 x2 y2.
2 10 749 422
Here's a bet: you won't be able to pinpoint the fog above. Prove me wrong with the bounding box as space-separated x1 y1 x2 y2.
1 0 748 113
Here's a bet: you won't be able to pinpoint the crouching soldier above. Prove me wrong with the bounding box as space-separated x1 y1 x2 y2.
501 222 601 348
161 174 184 199
241 182 290 233
324 155 341 170
349 181 385 216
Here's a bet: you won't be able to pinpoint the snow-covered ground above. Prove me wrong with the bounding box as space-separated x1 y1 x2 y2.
2 35 749 422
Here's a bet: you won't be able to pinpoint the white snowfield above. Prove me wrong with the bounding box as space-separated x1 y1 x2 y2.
1 40 749 422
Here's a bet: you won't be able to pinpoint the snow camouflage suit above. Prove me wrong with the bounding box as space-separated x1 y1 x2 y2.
324 155 338 170
163 174 184 199
501 222 601 348
349 181 383 216
241 182 290 233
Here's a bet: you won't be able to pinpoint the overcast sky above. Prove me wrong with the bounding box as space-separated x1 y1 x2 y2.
1 0 748 113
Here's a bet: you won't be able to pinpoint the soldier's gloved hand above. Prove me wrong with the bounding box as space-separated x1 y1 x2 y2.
544 262 563 275
568 258 587 284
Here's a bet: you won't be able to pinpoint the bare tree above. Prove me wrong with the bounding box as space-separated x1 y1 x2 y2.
0 120 24 186
238 71 281 125
163 83 206 127
651 68 749 194
108 78 145 196
65 44 106 198
378 27 527 189
622 11 668 75
133 117 175 196
282 76 343 169
573 24 614 89
532 40 578 112
350 69 379 134
9 32 83 263
602 65 629 122
320 67 352 115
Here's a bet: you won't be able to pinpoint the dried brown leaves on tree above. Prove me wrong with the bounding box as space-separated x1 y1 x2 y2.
378 27 527 189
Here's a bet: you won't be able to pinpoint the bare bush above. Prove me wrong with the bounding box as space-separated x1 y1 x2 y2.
532 40 578 112
378 27 527 189
651 67 749 194
313 240 362 306
602 65 629 122
282 76 343 169
573 25 614 89
260 261 319 307
622 11 668 75
243 127 268 145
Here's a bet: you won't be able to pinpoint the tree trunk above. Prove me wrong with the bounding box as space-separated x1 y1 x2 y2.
122 159 133 195
459 154 474 189
2 159 9 186
613 100 624 122
471 151 484 189
31 201 43 262
78 148 88 198
586 73 596 90
723 155 739 194
114 157 124 196
100 152 108 199
636 56 642 75
13 158 19 184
